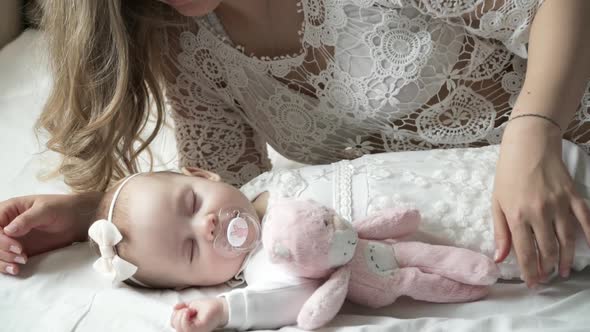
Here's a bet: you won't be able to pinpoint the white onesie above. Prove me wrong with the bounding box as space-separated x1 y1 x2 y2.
221 140 590 329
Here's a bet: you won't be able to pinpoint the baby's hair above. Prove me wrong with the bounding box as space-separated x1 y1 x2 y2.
88 171 181 288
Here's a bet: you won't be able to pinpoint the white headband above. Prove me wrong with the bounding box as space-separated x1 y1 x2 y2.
88 173 150 287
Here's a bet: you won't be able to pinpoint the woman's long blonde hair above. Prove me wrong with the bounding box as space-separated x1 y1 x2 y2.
35 0 181 192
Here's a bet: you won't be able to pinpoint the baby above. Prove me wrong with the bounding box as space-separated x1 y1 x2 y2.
90 167 323 331
89 141 590 331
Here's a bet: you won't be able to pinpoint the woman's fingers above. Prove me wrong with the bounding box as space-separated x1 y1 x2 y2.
570 196 590 247
0 196 36 227
0 228 23 255
510 221 539 288
0 248 27 265
530 211 560 280
554 210 575 278
0 260 20 275
3 205 50 237
0 229 27 275
492 198 512 262
508 194 581 285
0 249 27 275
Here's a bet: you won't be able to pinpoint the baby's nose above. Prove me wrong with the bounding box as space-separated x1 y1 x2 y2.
195 213 217 242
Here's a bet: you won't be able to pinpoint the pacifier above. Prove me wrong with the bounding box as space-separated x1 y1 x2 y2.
213 207 261 257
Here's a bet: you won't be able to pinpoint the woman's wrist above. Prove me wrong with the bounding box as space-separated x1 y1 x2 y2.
72 192 104 241
503 113 562 143
510 79 578 132
500 115 564 166
504 92 568 144
508 113 562 133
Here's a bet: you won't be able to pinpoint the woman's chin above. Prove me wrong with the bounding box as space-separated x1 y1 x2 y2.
171 1 220 17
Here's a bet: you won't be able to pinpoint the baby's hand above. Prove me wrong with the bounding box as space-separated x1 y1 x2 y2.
170 298 228 332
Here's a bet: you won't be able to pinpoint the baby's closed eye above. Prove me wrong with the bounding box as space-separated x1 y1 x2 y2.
185 239 196 263
182 187 199 216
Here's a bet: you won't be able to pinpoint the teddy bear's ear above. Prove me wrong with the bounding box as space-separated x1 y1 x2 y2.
270 243 293 263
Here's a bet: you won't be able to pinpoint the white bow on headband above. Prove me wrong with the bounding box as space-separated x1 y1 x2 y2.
88 173 148 286
88 219 138 283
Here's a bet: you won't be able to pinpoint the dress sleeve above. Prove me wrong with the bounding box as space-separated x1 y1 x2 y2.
162 27 272 187
389 0 546 58
220 281 320 330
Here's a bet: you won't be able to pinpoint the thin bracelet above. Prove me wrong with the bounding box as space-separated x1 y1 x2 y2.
508 113 562 132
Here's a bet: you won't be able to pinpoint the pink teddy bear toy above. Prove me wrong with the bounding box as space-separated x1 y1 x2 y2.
262 198 500 330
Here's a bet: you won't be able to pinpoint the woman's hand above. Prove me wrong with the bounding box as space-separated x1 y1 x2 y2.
170 298 228 332
493 119 590 288
0 193 101 275
491 0 590 289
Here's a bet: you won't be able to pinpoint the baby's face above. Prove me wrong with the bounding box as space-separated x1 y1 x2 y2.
120 170 254 288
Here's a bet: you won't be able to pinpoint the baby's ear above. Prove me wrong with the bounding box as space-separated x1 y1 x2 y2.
181 167 221 182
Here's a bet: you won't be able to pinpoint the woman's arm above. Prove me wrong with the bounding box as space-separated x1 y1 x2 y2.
493 0 590 288
0 192 103 275
2 192 103 241
512 0 590 128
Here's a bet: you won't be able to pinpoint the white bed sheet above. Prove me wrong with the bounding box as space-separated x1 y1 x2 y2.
1 30 590 332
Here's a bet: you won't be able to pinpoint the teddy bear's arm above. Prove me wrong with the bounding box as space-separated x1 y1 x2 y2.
355 208 421 240
392 241 500 285
297 266 351 330
347 265 491 307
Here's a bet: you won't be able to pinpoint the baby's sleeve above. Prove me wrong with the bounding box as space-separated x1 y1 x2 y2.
220 281 320 330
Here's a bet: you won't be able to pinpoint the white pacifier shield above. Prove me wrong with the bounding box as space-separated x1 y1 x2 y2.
227 217 249 247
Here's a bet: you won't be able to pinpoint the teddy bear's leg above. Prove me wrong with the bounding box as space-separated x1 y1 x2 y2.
389 267 491 303
348 267 490 306
392 242 500 285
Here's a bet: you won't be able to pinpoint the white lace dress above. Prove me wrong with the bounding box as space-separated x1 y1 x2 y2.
240 141 590 280
163 0 590 186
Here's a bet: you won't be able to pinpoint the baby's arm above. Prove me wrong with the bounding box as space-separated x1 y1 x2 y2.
170 298 228 332
170 281 320 332
221 281 320 330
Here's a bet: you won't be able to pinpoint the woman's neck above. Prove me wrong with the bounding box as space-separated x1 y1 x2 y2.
216 0 270 23
214 0 303 59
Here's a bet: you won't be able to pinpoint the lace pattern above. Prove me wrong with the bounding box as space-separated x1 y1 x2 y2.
333 160 355 221
163 0 590 186
240 168 308 202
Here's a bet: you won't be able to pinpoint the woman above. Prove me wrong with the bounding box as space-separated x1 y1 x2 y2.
1 0 589 290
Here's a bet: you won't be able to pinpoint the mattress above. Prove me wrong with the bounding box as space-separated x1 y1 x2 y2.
1 30 589 332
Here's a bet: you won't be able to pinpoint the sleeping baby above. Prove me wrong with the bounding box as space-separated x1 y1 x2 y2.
89 140 590 331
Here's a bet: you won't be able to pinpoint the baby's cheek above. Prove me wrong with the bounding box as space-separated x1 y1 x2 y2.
203 250 244 283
